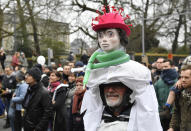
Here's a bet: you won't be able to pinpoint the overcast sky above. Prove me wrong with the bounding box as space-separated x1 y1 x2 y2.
1 0 191 50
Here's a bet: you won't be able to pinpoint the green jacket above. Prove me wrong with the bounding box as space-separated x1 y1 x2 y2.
169 89 191 131
154 78 177 112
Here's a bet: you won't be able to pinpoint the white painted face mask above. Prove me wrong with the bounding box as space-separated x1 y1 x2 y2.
98 29 121 52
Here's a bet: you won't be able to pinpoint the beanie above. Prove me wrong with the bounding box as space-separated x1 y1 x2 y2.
75 61 84 67
15 71 25 81
34 64 42 74
27 67 42 82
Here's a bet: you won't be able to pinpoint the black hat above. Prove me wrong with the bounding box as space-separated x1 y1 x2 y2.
34 64 43 74
75 61 84 67
27 67 42 82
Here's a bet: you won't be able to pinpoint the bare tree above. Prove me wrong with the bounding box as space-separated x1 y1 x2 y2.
25 0 40 55
0 1 11 47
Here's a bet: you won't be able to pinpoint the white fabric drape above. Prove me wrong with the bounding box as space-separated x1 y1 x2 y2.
81 60 162 131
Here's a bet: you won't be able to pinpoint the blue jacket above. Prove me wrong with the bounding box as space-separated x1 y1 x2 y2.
12 81 28 111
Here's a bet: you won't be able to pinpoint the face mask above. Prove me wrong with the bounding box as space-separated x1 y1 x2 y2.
98 29 121 52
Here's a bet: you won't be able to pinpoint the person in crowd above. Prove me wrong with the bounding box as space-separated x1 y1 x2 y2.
1 65 17 128
68 73 76 88
153 57 165 83
19 52 28 69
57 67 64 76
71 75 85 131
12 52 21 70
65 73 76 131
68 62 75 69
67 52 75 62
159 56 190 125
34 64 50 88
81 6 162 131
20 67 27 74
14 66 21 72
177 58 185 71
154 59 178 130
9 71 28 131
22 67 52 131
51 62 57 71
0 75 5 118
74 61 85 77
63 65 71 84
168 65 191 131
41 65 52 88
0 48 6 70
43 65 52 77
48 71 68 131
80 51 89 65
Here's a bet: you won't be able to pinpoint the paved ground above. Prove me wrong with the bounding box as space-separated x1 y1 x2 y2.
0 116 11 131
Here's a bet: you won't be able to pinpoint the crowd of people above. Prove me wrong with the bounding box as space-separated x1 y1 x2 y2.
150 56 191 131
0 50 89 131
0 52 190 131
0 5 191 131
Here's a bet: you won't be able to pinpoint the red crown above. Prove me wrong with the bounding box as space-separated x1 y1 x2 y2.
92 6 132 36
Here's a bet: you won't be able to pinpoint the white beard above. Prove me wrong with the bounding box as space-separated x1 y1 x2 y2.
105 94 123 107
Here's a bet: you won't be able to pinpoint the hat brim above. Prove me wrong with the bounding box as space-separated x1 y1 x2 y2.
93 23 131 36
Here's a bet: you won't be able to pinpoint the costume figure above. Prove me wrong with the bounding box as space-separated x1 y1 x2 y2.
81 6 162 131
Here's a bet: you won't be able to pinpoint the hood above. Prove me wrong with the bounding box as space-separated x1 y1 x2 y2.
161 69 178 85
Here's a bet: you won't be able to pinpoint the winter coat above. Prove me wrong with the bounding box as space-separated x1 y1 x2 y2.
22 82 53 131
11 81 28 111
154 78 177 112
2 74 17 100
12 55 20 67
0 52 6 62
170 89 191 131
154 69 178 112
19 57 28 68
50 84 68 131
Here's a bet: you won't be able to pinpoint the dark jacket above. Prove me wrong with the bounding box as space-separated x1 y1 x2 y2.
51 85 68 131
0 53 6 62
169 89 191 131
2 74 17 100
154 69 178 112
0 53 6 69
22 82 53 131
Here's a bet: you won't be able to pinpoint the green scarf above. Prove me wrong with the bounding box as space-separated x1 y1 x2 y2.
83 50 130 88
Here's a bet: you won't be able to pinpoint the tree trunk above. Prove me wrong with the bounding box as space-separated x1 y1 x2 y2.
25 0 41 55
16 0 29 52
172 0 187 53
172 14 182 53
0 8 3 47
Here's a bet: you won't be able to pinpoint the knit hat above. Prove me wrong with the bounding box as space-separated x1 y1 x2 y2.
15 71 25 81
75 61 84 67
27 67 42 82
34 64 43 74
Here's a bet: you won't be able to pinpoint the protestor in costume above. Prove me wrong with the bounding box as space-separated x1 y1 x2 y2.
81 6 162 131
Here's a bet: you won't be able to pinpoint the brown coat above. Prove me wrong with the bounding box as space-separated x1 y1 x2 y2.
169 89 191 131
